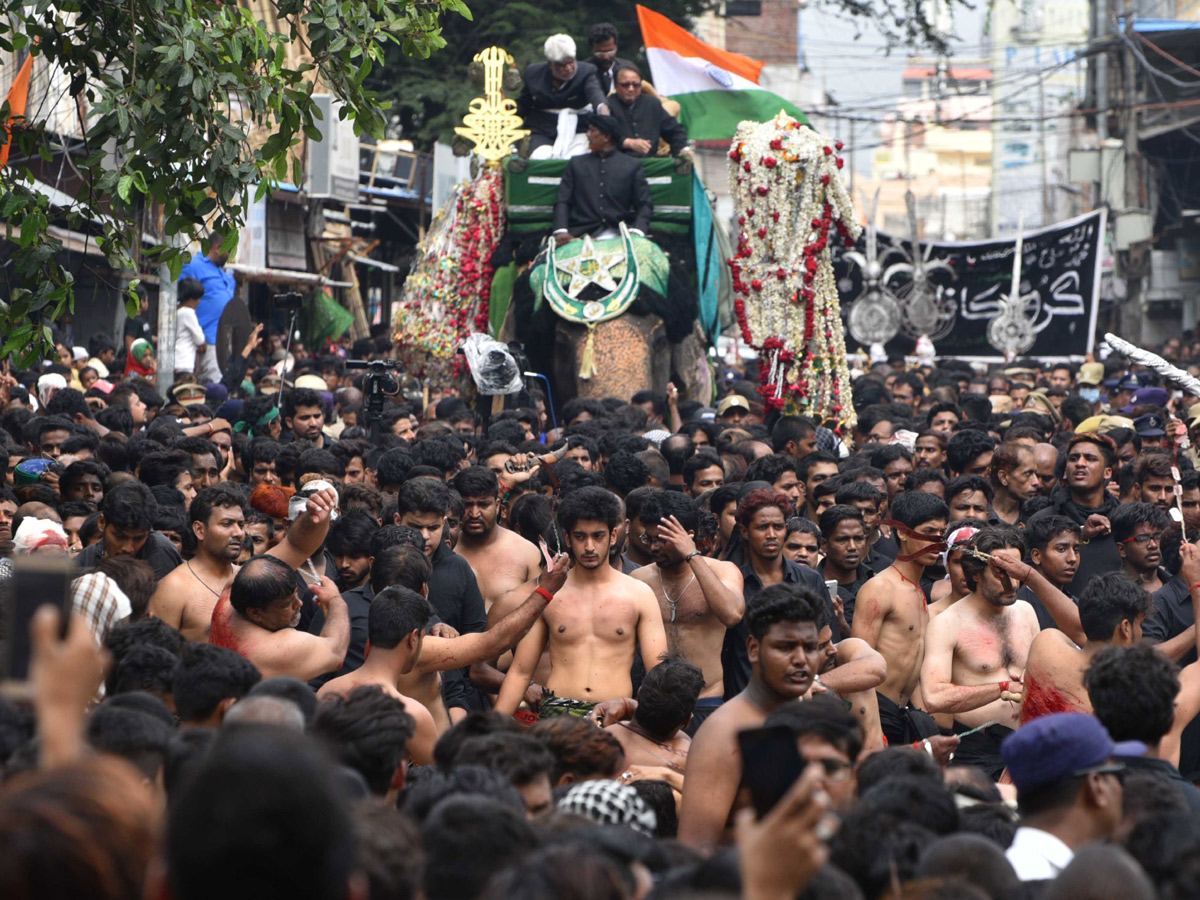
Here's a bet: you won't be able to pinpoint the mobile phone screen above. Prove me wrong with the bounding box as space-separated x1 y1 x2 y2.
737 724 804 817
2 555 75 682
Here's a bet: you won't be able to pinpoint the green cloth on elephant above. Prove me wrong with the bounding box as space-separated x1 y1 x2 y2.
539 695 597 719
529 231 670 321
489 262 517 336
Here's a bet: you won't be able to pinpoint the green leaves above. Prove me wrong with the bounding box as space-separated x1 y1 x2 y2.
0 0 465 361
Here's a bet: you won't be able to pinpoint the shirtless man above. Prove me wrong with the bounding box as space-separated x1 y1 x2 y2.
496 486 668 718
852 490 948 746
677 584 824 854
209 554 351 681
452 466 543 612
366 544 570 732
814 619 889 754
1021 570 1154 725
605 656 705 796
631 491 744 734
150 483 338 641
920 526 1044 779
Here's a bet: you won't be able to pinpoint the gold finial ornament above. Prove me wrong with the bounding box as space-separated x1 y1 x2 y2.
454 47 529 166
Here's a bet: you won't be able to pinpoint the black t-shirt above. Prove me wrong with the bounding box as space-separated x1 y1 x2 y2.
76 531 182 581
124 314 152 342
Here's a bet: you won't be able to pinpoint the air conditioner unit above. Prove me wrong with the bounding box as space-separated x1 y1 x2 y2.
306 94 360 203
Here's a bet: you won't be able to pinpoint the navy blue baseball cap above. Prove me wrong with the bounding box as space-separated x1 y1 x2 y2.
1001 713 1145 795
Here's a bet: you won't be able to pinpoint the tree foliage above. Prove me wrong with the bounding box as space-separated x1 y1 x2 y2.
0 0 468 364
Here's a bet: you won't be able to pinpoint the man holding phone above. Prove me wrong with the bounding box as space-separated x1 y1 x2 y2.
150 484 339 643
677 583 825 854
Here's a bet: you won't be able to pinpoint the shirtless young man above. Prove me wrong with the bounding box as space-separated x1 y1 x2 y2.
920 526 1047 778
495 486 668 719
151 483 338 641
1020 570 1154 725
631 490 744 733
677 584 824 854
366 545 570 733
604 656 706 795
209 554 351 681
851 491 949 746
452 466 543 613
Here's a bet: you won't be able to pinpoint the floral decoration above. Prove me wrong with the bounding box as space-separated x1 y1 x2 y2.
727 112 861 435
395 171 504 364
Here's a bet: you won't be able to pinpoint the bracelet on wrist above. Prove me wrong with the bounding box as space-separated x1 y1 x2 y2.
1189 580 1200 594
535 586 554 602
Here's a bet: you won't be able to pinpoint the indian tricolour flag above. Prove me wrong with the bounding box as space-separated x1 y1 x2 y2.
637 4 809 141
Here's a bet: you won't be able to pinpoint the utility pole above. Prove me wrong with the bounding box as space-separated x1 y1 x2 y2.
1039 77 1051 225
1121 15 1144 345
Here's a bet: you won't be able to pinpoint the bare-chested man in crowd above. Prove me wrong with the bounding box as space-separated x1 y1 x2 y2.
359 544 570 733
921 525 1048 778
496 486 668 719
152 483 338 642
209 554 350 681
319 552 569 762
677 584 824 854
1020 570 1154 726
452 466 543 613
852 491 954 752
631 490 744 734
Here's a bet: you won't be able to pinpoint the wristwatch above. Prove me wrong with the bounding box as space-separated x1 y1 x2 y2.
685 551 702 562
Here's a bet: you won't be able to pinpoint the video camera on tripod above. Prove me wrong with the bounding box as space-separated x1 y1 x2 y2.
344 358 405 442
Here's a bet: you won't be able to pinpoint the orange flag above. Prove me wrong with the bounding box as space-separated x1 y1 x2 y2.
1 53 34 168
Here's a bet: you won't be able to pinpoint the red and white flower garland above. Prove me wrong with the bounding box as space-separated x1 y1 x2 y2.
727 113 860 435
396 171 504 361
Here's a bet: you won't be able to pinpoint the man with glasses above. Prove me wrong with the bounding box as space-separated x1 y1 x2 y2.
1000 713 1135 880
608 65 689 159
1111 502 1171 594
583 22 634 96
516 34 610 160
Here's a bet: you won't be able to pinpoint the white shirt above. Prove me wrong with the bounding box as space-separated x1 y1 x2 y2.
175 305 206 374
1005 826 1075 881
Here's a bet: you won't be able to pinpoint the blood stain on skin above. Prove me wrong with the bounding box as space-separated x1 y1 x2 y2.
1020 674 1081 724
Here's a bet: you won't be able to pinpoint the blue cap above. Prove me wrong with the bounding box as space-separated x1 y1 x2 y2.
1132 413 1167 437
1001 713 1145 795
1121 387 1170 414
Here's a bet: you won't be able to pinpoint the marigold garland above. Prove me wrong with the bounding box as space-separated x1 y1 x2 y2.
395 172 504 364
727 113 860 435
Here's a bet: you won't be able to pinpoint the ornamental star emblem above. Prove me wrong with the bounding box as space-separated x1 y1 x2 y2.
554 234 625 298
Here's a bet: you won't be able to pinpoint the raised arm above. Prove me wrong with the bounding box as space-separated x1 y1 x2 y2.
819 637 887 695
1160 543 1200 766
417 555 569 674
660 516 745 626
267 486 338 570
991 553 1085 646
252 578 349 680
920 615 1017 715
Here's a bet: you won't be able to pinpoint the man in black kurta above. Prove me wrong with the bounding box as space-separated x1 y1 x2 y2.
552 115 654 243
516 34 610 158
609 66 689 159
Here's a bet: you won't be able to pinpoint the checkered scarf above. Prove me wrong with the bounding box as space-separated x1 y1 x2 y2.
556 779 657 837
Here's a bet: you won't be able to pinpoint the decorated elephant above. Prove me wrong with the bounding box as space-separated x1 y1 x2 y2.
496 153 727 407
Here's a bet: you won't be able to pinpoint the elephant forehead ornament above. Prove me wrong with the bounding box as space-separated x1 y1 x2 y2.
727 112 861 435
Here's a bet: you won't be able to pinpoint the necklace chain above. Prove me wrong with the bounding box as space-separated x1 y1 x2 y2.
186 559 222 599
657 565 696 624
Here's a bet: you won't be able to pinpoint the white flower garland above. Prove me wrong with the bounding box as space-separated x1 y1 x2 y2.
727 112 861 434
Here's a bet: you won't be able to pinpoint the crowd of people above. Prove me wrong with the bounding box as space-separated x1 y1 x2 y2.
6 328 1200 900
